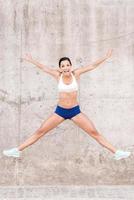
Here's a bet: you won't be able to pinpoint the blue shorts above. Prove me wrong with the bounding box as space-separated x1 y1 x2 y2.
54 104 81 120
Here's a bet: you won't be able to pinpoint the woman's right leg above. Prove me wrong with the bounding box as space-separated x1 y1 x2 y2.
18 113 65 151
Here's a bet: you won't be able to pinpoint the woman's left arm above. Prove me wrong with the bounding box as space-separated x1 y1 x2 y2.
74 49 113 76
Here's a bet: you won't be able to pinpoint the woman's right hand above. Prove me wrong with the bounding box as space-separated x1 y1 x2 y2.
21 54 33 62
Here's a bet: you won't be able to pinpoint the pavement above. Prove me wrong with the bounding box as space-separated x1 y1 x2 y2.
0 185 134 200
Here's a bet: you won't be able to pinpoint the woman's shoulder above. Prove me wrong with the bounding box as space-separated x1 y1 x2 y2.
72 70 80 81
56 70 62 81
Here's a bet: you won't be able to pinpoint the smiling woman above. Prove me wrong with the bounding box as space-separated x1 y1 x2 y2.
3 51 131 161
57 57 79 108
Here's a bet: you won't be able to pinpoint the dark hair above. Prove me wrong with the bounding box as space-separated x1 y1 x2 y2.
59 57 72 67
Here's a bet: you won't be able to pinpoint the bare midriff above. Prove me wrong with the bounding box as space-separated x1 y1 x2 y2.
57 91 79 108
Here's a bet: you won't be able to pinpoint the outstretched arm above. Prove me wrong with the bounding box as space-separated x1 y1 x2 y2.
74 49 113 76
22 54 59 79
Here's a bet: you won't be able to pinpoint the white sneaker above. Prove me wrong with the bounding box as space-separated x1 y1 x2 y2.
113 150 131 160
3 147 21 158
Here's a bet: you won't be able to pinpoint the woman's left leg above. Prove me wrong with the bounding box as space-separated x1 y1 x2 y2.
71 112 117 154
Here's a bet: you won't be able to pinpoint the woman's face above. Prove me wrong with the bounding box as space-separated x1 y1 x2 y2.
59 60 72 76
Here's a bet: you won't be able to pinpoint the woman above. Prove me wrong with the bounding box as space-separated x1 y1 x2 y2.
3 50 131 160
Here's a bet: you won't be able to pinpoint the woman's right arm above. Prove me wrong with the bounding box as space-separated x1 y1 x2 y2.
22 54 60 80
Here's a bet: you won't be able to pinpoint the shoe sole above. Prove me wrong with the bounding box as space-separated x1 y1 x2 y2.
3 151 20 158
114 152 131 160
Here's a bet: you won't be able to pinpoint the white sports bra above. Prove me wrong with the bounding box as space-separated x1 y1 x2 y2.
58 72 78 93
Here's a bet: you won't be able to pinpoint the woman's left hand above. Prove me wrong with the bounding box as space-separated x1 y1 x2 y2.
105 49 113 59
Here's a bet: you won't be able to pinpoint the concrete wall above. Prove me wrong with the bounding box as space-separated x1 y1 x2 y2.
0 0 134 185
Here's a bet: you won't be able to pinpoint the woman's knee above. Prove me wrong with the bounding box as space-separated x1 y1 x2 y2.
89 129 100 139
36 127 46 136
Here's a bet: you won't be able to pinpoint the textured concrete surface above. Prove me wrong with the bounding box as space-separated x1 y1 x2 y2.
0 0 134 186
0 185 134 199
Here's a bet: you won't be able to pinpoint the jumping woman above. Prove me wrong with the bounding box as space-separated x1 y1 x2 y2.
3 50 131 160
